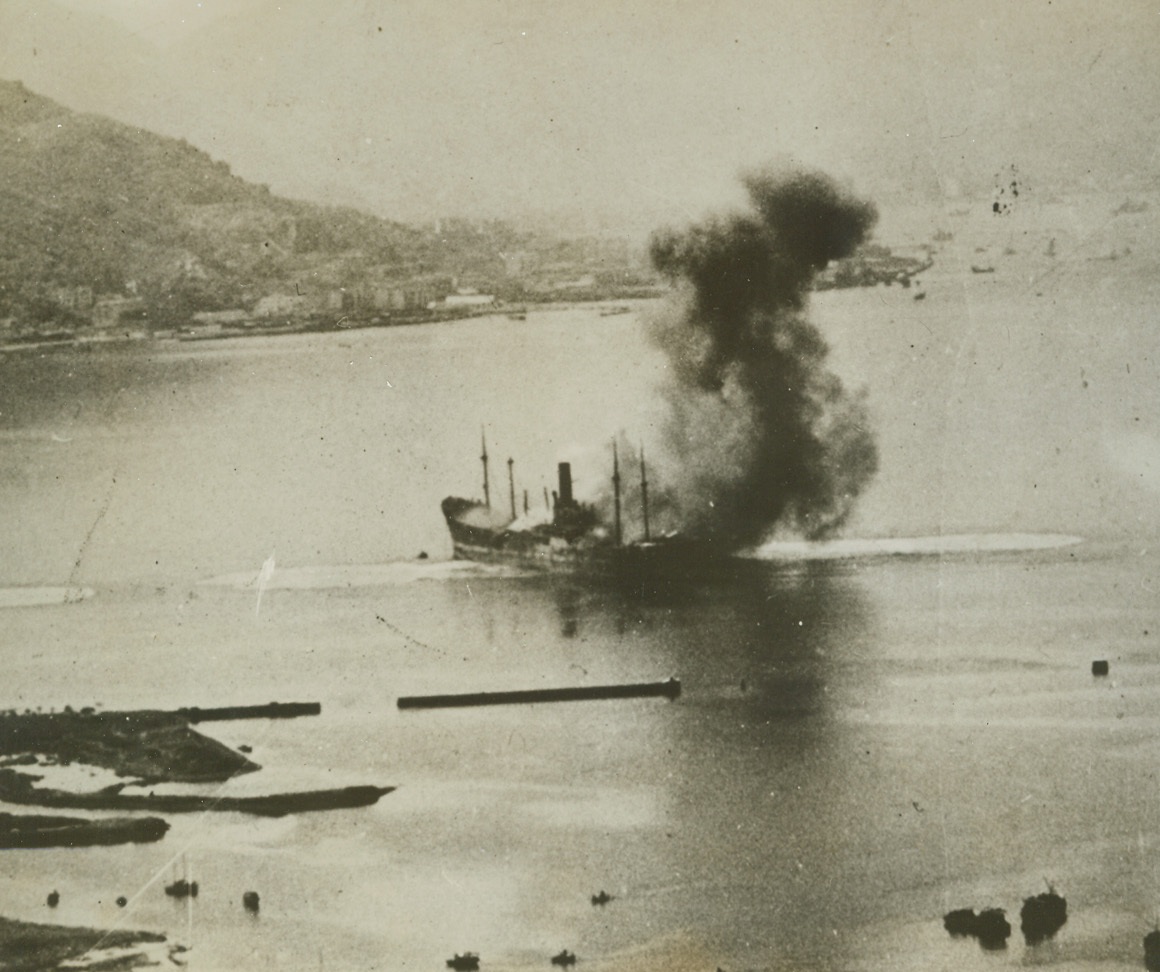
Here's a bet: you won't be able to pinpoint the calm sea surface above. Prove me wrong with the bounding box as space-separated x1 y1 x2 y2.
3 243 1160 970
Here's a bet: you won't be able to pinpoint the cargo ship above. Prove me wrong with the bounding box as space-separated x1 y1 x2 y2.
441 436 723 574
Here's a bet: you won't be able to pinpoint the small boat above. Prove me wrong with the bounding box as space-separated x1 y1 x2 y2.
590 890 613 906
166 855 198 899
1145 928 1160 970
164 879 199 898
970 265 995 274
1020 889 1067 945
446 954 480 971
551 950 577 967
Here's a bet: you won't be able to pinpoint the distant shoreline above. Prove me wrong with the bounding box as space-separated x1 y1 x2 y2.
0 298 660 355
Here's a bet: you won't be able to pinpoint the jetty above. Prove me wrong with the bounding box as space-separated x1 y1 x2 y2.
398 678 681 709
176 701 321 723
0 811 168 849
0 702 393 821
0 771 393 818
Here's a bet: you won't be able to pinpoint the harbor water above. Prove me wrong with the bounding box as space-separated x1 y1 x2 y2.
3 235 1160 970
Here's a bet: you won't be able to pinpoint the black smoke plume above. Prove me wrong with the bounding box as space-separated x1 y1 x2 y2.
641 167 879 547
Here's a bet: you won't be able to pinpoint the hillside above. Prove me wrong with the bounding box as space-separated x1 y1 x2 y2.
0 79 452 327
0 80 938 338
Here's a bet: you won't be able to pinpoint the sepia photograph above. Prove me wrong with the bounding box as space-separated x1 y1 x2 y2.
0 1 1158 969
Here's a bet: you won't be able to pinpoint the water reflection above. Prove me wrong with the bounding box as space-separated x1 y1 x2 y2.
651 564 877 968
543 559 873 721
468 560 881 967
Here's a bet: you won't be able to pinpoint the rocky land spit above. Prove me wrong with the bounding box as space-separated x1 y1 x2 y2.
0 701 393 844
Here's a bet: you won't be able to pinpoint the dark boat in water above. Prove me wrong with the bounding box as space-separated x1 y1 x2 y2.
442 437 724 576
164 879 199 899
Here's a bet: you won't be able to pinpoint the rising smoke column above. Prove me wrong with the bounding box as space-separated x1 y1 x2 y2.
645 168 879 546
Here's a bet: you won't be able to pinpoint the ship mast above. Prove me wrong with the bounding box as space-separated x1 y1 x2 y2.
507 458 516 520
480 428 491 508
640 443 650 542
612 440 622 547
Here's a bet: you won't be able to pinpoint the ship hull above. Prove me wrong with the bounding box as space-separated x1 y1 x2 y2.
442 496 726 579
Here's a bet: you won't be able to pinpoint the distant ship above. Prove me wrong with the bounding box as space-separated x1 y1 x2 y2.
441 435 722 575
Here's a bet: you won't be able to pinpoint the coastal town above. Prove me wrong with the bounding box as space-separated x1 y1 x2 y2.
1 235 932 349
0 222 669 347
0 78 936 351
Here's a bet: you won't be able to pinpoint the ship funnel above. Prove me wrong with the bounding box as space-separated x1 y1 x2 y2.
557 463 574 505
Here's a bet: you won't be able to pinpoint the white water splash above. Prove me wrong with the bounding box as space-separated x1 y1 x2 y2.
253 551 276 617
748 532 1083 561
205 559 529 591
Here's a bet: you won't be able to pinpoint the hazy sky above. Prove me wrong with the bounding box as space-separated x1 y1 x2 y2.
2 0 1157 232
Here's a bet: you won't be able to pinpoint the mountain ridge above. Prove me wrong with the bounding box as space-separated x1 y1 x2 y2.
0 78 447 327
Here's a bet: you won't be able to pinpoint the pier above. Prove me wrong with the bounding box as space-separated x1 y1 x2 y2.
398 678 680 709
